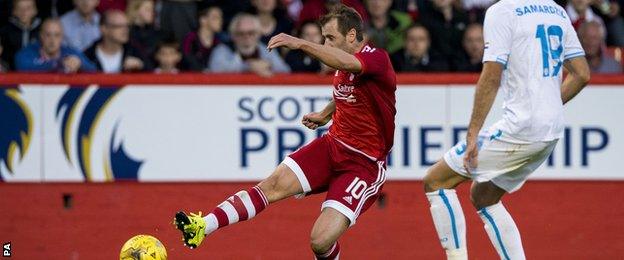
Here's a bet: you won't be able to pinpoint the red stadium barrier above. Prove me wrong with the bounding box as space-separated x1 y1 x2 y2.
0 73 623 85
0 181 622 259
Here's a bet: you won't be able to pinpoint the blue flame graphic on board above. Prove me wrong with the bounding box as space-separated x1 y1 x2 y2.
56 87 86 163
105 122 143 180
0 87 33 179
56 86 143 181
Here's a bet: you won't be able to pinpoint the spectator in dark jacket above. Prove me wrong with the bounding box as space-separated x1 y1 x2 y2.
182 6 226 71
0 1 11 28
127 0 160 69
84 10 144 73
284 21 323 72
159 0 198 42
0 0 41 69
0 37 9 72
456 23 483 72
15 18 96 72
420 0 468 70
391 24 449 72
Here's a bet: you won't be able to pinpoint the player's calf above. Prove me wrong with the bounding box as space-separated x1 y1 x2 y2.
477 202 525 260
426 189 468 260
424 161 470 259
471 182 525 260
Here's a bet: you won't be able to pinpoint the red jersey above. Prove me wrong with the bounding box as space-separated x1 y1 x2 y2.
328 45 397 161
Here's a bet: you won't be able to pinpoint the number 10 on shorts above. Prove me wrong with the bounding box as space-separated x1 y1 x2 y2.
345 177 368 199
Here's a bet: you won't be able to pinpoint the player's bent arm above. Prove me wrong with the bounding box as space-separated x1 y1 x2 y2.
318 99 336 123
561 56 591 105
466 62 504 140
299 41 362 73
302 99 335 129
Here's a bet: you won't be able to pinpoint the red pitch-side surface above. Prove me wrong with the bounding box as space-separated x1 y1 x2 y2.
1 181 623 259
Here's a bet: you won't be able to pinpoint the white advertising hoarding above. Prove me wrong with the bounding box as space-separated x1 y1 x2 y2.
0 84 620 181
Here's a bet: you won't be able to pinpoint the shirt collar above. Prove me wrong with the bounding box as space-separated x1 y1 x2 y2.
8 16 42 30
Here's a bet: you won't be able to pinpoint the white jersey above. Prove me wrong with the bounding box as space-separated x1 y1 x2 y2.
483 0 584 142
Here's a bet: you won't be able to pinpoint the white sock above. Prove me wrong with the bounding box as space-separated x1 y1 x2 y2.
426 189 467 260
203 213 219 235
202 187 269 235
478 202 526 260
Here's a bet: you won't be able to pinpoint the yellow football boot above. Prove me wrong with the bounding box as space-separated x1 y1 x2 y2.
173 211 206 249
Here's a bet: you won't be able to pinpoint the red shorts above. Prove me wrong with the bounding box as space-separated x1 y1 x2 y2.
282 134 386 226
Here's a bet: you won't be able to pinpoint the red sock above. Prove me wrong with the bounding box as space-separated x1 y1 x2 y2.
315 242 340 260
204 186 268 234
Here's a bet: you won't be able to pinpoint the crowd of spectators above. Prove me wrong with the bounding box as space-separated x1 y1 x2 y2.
0 0 622 75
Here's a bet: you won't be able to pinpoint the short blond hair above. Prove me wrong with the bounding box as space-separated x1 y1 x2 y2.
126 0 152 24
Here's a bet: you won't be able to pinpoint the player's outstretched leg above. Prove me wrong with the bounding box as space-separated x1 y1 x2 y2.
174 163 304 248
310 208 349 259
424 160 470 260
471 181 525 260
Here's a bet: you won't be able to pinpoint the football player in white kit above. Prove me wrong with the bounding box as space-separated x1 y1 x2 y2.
422 0 591 259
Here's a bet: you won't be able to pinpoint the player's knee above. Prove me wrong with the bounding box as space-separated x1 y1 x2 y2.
469 192 498 209
257 173 283 201
423 170 444 192
258 176 277 192
309 232 334 255
423 173 435 192
257 165 299 202
470 182 505 209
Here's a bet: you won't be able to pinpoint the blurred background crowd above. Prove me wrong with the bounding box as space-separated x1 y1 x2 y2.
0 0 622 75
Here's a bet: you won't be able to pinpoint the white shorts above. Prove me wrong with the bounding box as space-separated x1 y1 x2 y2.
443 128 557 193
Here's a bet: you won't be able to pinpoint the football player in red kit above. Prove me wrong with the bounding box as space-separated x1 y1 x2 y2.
174 5 396 259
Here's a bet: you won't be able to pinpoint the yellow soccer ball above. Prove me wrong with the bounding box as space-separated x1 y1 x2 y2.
120 235 167 260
